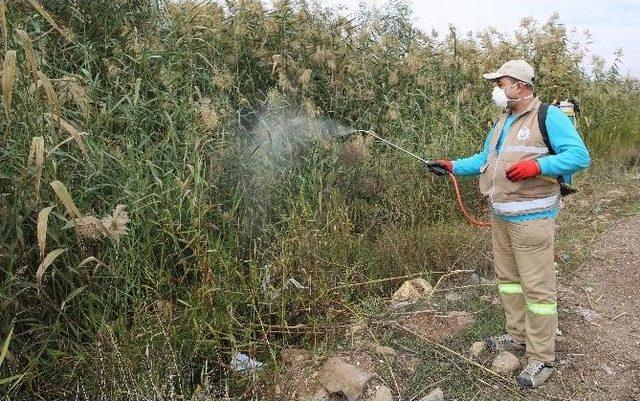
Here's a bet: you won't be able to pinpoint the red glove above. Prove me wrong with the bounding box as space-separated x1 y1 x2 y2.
424 160 453 176
506 160 541 181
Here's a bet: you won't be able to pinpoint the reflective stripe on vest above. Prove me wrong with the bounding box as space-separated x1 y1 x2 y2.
526 301 557 315
492 194 559 215
502 145 549 154
498 282 523 294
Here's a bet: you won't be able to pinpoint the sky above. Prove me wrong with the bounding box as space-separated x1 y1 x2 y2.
318 0 640 78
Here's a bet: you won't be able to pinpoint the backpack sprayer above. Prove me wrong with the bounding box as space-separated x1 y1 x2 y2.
348 130 491 227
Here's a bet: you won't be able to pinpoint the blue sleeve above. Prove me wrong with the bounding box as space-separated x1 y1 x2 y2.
452 129 493 176
537 106 590 177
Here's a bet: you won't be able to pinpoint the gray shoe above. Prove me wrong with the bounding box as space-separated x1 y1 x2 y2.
485 333 525 352
517 360 554 388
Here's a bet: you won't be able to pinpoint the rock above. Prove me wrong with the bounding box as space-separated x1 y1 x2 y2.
282 348 312 367
316 357 376 401
470 341 486 358
418 387 444 401
391 278 433 303
491 351 521 374
363 384 393 401
373 345 397 357
445 292 463 303
302 387 331 401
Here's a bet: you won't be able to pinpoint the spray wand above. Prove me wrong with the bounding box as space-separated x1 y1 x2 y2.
350 130 491 227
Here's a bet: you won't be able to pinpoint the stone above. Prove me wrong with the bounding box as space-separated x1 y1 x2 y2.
418 387 444 401
491 351 521 374
316 357 376 401
373 345 397 357
391 278 433 303
302 387 331 401
470 341 487 358
363 384 393 401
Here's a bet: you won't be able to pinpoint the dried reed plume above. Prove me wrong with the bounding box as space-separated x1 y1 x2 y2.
199 98 219 131
2 49 16 123
298 69 312 89
27 136 45 199
50 180 129 241
58 77 90 116
0 0 7 53
37 72 60 117
16 29 39 83
36 248 67 287
100 205 130 239
50 180 82 219
63 205 130 241
37 206 54 259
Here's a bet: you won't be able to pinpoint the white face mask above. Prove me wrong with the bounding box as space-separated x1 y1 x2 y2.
491 82 517 108
492 82 534 108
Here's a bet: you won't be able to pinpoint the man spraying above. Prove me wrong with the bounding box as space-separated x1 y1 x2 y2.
427 60 590 388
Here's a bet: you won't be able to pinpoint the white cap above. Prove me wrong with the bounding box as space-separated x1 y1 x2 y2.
483 59 535 85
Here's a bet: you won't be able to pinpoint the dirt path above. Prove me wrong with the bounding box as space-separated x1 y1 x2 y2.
542 215 640 400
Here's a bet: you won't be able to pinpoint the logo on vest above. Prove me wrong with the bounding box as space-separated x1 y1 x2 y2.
516 127 530 141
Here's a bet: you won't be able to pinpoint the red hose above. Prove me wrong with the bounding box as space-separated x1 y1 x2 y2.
446 172 491 227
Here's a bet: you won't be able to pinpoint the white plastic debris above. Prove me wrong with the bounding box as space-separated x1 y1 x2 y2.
577 306 598 322
288 277 307 289
230 353 263 372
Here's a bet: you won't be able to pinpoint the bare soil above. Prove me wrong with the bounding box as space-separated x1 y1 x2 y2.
540 214 640 400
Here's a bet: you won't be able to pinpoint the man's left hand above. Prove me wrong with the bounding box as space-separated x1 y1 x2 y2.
506 160 541 181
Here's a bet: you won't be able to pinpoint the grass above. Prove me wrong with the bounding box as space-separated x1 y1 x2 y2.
0 1 639 399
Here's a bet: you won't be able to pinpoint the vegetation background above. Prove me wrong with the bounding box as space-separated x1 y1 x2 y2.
0 0 638 399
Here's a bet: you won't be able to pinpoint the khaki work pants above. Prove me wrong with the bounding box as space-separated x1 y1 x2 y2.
491 214 558 364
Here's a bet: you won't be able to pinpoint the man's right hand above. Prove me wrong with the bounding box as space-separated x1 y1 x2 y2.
424 160 453 176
